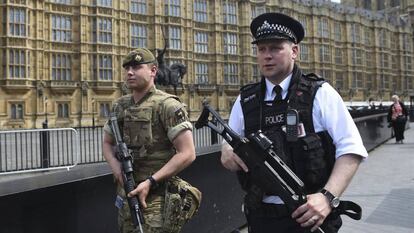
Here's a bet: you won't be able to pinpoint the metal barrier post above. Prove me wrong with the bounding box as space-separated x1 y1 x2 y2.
41 121 50 168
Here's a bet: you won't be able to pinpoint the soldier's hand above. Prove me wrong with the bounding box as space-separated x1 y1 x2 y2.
291 193 331 232
221 143 248 172
128 180 151 208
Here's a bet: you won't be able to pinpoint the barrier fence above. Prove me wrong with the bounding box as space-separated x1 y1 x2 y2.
0 128 79 174
0 123 223 174
77 126 105 164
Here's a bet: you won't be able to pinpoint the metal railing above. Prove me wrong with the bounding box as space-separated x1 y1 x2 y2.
193 121 224 155
76 126 105 164
0 128 79 175
0 123 223 174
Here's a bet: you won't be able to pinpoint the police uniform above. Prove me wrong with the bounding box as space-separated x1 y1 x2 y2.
104 48 201 233
227 13 368 233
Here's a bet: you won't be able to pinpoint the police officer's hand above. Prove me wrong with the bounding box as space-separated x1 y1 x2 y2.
291 192 331 232
128 180 151 208
221 143 249 172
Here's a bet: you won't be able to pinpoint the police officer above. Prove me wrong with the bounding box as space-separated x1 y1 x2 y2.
221 13 368 233
103 48 199 233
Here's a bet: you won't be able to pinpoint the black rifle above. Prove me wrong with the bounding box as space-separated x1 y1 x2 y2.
195 102 362 233
109 113 145 233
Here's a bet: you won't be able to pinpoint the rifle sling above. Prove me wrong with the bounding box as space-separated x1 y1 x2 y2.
335 200 362 220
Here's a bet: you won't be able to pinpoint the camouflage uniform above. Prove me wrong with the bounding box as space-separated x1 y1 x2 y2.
103 48 198 233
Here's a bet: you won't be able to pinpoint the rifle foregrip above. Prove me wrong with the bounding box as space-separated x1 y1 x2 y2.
124 174 145 227
124 174 135 193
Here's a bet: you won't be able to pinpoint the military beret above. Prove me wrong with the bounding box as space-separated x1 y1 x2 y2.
122 48 156 68
250 12 304 44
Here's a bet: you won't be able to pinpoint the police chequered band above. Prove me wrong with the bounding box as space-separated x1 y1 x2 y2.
256 20 297 43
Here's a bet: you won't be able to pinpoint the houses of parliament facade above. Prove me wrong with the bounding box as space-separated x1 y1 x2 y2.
1 0 413 129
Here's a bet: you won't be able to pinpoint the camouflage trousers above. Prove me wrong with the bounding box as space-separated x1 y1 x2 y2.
116 176 201 233
117 187 184 233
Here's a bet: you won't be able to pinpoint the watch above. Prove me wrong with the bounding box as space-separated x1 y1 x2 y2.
147 176 158 189
320 188 340 208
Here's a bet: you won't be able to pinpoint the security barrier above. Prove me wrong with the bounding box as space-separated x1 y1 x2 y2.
0 123 222 174
0 128 79 174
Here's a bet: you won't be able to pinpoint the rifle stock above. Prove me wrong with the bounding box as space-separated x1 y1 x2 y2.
109 113 145 233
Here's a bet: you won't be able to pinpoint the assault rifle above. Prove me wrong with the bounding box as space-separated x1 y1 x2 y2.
195 102 362 233
109 113 145 233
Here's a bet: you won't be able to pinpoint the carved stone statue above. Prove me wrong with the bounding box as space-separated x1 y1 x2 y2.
37 81 45 97
81 81 89 96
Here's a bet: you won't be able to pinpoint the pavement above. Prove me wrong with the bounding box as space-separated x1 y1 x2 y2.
239 123 414 233
340 122 414 233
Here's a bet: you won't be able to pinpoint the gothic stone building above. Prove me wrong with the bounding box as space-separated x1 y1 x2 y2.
1 0 413 129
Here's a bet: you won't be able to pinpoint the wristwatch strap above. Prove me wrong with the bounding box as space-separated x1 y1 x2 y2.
147 176 158 189
320 188 340 208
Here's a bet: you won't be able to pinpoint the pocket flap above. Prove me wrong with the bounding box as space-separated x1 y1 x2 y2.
301 133 322 151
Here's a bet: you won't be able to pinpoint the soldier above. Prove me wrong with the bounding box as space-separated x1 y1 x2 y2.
103 48 201 233
221 13 368 233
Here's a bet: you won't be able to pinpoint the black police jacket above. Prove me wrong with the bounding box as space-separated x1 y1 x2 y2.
239 64 336 194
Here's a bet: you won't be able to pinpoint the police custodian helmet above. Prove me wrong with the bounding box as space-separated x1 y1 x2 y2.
250 12 305 44
122 48 157 68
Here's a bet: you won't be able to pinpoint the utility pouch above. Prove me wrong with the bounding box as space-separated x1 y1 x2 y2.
123 107 153 148
300 133 329 192
162 176 202 233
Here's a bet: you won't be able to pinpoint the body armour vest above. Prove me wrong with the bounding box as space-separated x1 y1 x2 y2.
112 88 178 182
240 65 335 194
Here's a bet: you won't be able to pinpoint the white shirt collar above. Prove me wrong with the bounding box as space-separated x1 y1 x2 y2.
264 73 293 101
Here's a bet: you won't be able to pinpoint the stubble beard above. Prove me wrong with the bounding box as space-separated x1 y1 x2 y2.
263 63 294 84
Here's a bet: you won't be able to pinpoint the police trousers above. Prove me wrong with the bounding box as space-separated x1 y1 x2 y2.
245 203 342 233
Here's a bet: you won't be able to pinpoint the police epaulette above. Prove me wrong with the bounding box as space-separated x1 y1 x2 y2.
304 72 324 81
240 83 257 92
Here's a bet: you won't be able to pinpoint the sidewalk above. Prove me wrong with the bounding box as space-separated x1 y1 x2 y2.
239 123 414 233
341 122 414 233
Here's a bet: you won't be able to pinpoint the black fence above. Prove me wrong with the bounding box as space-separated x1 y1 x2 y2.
348 106 389 118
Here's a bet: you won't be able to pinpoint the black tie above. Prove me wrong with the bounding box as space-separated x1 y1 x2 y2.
273 85 283 101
